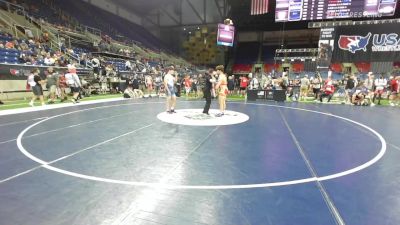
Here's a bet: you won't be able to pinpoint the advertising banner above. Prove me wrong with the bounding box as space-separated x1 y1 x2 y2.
332 23 400 62
318 27 335 69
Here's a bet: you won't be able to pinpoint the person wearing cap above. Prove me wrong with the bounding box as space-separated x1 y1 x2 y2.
214 65 228 117
164 66 177 113
65 64 82 104
46 67 59 104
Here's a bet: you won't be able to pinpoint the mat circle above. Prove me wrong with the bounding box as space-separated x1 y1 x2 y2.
16 102 387 190
157 109 249 126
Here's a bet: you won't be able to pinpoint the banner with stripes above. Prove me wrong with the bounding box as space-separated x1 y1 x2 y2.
251 0 268 15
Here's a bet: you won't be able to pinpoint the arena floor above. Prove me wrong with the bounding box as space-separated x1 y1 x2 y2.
0 98 399 225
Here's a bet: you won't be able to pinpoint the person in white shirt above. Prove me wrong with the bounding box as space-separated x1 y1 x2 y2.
249 76 260 90
91 57 100 76
65 64 82 104
125 60 132 71
44 54 55 66
373 75 387 105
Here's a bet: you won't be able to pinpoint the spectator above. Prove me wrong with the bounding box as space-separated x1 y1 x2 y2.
44 53 55 66
132 75 144 98
46 67 59 104
154 73 163 96
249 74 260 90
373 74 387 105
300 75 310 101
364 72 375 106
344 74 356 104
125 60 132 71
389 76 399 106
123 85 136 98
183 74 192 99
320 75 335 103
5 41 14 49
312 74 323 100
28 68 46 107
65 64 82 104
58 72 68 102
145 74 153 97
239 75 249 96
260 73 268 90
92 56 101 77
352 82 368 106
192 75 199 98
105 64 116 77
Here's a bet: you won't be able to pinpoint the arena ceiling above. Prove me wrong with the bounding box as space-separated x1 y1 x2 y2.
110 0 177 16
106 0 309 31
105 0 400 31
108 0 229 27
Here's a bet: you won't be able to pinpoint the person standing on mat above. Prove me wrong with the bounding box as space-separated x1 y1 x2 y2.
65 64 82 104
202 69 216 115
373 74 387 105
215 65 228 117
28 68 46 107
164 66 177 113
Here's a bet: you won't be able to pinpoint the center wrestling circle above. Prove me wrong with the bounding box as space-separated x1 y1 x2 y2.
157 109 250 126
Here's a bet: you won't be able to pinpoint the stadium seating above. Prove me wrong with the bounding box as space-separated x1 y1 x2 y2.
0 48 20 64
232 64 252 73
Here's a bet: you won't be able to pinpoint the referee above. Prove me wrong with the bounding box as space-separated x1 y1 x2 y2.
202 69 215 115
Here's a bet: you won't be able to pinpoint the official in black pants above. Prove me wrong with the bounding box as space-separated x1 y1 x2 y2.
202 70 214 115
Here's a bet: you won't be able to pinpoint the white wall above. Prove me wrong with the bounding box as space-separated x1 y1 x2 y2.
0 80 34 100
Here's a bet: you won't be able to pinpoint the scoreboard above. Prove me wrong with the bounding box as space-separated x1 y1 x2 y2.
217 24 235 47
275 0 397 22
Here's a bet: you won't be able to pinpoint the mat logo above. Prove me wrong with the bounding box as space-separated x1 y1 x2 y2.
338 33 371 53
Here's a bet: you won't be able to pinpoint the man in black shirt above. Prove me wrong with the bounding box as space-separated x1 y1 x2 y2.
345 74 356 104
202 69 215 115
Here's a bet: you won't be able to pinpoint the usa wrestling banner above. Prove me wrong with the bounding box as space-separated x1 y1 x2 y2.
332 24 400 62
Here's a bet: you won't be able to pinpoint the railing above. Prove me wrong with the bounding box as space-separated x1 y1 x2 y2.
0 0 25 16
83 25 101 37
